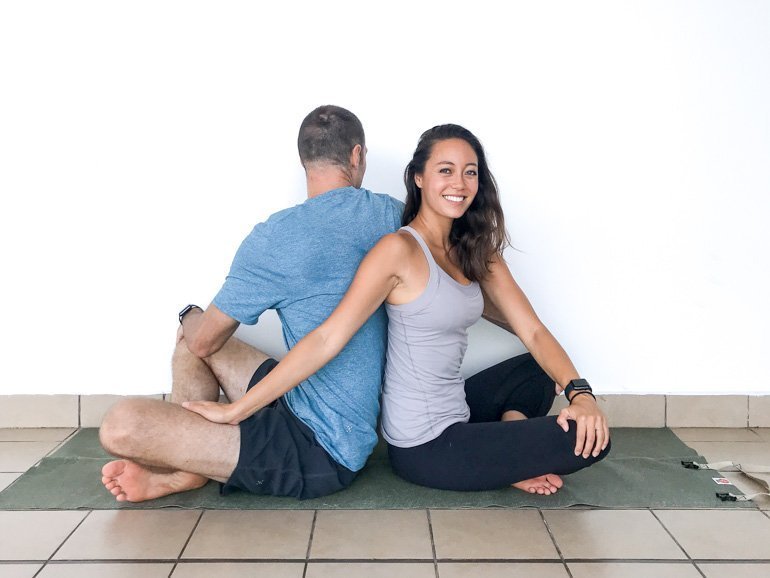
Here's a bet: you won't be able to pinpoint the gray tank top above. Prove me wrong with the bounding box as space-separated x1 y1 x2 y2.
381 226 484 447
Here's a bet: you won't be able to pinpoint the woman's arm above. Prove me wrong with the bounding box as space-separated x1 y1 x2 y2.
480 254 579 387
481 287 515 334
184 234 410 424
480 253 609 458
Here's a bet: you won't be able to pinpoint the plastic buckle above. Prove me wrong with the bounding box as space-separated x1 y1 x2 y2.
681 461 698 469
716 492 737 502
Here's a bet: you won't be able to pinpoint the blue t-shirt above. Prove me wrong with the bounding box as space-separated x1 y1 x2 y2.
213 186 404 471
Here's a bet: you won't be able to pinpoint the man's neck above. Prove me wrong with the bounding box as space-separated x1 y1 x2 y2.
305 167 358 199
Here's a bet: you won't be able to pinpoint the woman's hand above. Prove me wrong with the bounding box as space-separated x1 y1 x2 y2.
556 396 610 458
182 400 243 425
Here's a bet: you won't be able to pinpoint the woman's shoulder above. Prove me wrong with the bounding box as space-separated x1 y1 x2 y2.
362 231 423 275
374 229 421 254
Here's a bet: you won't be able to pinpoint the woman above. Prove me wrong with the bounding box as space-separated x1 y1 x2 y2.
186 124 610 494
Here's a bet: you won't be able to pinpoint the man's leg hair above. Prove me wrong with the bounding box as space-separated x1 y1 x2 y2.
99 331 268 502
100 398 239 501
194 335 270 403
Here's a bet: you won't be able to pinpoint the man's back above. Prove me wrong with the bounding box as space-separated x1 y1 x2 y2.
213 186 404 470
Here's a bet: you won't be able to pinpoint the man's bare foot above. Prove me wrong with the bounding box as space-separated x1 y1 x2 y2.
512 473 563 496
101 460 208 502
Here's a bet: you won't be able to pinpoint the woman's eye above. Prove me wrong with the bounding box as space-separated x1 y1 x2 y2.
466 170 477 176
439 168 451 174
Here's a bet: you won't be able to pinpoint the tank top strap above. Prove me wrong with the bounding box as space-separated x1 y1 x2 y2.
400 226 438 272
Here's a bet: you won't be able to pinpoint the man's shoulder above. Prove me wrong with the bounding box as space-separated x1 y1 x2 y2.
247 202 307 239
367 190 405 211
245 189 404 240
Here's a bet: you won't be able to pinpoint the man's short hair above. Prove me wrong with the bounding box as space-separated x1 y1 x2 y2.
298 105 365 168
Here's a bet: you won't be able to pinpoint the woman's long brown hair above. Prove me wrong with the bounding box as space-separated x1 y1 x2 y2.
403 124 509 282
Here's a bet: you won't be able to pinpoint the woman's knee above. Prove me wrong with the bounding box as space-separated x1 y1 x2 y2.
553 420 611 472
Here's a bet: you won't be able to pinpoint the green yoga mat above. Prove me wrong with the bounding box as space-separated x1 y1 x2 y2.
0 428 755 510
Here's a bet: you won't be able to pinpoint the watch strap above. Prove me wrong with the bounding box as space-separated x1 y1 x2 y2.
178 304 202 325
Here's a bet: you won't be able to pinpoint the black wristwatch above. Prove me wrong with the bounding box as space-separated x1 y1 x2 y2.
178 304 202 325
564 378 595 403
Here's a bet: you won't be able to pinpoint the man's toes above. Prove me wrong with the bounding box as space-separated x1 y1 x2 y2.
115 492 128 502
110 486 123 497
104 480 118 491
101 460 126 478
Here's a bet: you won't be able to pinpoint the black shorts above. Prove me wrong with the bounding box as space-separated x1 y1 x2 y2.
221 358 356 500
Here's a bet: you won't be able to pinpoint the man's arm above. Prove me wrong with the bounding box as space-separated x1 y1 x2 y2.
181 304 240 359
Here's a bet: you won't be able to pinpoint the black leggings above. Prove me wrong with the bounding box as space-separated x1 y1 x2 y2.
387 353 611 491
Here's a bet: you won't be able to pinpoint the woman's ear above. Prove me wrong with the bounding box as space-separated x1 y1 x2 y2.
414 174 422 188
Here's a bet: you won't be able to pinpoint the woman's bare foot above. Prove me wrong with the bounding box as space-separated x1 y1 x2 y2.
512 473 563 495
101 460 208 502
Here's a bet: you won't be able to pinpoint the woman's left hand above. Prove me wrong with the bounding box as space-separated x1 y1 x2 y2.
183 400 242 425
556 396 610 458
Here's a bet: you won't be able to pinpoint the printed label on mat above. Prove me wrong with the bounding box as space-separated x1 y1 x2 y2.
712 477 733 485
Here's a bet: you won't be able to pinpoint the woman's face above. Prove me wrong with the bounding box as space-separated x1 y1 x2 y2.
415 138 479 221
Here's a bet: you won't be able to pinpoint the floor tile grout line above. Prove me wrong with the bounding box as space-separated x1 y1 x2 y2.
745 396 749 428
303 558 455 563
426 509 439 578
302 510 318 578
170 508 206 576
65 427 80 441
648 508 706 578
30 559 180 565
0 434 72 474
0 428 79 445
32 509 93 578
538 509 573 578
562 558 770 563
23 558 770 564
46 558 306 564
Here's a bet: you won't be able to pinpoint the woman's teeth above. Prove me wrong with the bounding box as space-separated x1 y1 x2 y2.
443 195 464 202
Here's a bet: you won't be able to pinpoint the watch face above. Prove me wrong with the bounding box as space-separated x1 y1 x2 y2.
568 379 592 392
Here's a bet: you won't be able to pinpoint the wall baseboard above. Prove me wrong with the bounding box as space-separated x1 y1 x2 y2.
0 394 768 429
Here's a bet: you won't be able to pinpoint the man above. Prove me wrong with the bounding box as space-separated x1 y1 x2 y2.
100 105 404 501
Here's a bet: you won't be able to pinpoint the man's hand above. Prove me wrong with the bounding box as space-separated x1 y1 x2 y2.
556 396 609 458
183 400 242 425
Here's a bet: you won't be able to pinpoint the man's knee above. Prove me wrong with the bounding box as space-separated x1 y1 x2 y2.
99 398 151 456
173 337 197 364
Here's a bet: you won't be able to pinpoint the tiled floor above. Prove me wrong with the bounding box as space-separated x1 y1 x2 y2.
1 428 769 577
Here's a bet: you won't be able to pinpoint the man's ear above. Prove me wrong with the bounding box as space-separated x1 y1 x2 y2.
350 144 363 169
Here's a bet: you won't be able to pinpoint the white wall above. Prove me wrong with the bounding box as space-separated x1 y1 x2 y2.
1 1 768 395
